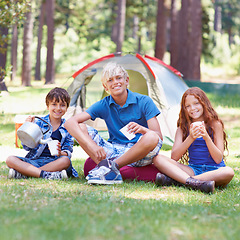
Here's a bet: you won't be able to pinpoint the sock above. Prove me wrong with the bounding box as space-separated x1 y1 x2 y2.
98 159 110 167
115 162 120 170
40 170 47 178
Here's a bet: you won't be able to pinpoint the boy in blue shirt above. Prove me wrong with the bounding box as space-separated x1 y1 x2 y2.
66 63 217 193
6 87 78 180
65 62 163 184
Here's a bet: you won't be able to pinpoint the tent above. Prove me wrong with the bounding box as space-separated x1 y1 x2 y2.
66 53 188 145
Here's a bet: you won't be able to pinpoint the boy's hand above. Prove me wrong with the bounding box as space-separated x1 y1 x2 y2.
87 143 106 163
57 141 62 156
25 116 35 122
127 122 147 135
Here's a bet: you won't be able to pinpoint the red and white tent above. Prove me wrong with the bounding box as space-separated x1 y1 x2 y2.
66 53 188 145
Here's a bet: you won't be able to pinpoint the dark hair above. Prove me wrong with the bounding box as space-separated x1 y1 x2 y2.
45 87 70 107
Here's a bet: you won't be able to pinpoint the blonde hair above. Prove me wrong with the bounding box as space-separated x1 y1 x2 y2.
101 62 129 86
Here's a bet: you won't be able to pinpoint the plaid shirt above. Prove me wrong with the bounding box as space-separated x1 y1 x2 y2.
22 114 78 177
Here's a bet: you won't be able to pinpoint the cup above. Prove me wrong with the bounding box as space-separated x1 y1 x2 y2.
120 124 136 140
48 140 59 156
192 121 203 127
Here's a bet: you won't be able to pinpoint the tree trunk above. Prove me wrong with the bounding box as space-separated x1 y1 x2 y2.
155 0 166 60
170 0 178 68
177 0 191 78
21 8 33 86
11 24 18 81
214 0 222 33
0 26 9 91
116 0 126 53
45 0 55 84
35 1 46 81
187 0 202 80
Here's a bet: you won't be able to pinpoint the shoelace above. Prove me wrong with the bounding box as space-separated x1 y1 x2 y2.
89 166 110 178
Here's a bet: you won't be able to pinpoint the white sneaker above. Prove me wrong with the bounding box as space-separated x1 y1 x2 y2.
8 168 27 179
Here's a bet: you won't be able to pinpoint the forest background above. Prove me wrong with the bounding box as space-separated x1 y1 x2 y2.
0 0 239 91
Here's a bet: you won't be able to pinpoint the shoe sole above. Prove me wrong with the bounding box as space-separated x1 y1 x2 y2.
88 179 123 185
8 168 14 179
61 170 68 179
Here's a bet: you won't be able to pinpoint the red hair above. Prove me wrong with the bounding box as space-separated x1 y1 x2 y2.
177 87 228 163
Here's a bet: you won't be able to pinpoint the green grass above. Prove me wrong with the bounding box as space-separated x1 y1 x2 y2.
0 78 240 240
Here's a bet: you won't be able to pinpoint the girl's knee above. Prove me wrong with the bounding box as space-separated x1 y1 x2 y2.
225 166 235 179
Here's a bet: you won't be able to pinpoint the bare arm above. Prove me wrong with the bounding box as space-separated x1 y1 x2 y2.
171 127 195 161
64 112 107 163
127 116 163 140
199 121 224 164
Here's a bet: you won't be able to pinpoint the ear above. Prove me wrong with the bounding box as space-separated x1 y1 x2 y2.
102 83 109 92
125 77 129 86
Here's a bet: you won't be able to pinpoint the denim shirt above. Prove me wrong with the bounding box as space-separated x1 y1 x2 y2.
23 114 73 159
22 115 78 177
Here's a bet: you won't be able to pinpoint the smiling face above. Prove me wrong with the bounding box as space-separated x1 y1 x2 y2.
47 98 68 120
184 94 204 122
103 74 129 96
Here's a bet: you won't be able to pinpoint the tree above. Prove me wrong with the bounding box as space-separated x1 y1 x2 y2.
0 26 9 91
187 0 202 80
0 0 30 90
45 0 55 84
21 7 33 86
35 0 46 81
177 0 191 78
170 0 179 68
11 24 18 81
115 0 126 53
155 0 167 60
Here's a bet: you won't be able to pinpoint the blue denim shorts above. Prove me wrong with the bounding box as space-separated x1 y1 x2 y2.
188 164 225 176
87 125 163 167
17 156 59 168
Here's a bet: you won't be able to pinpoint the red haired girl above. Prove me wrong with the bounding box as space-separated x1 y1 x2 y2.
153 87 234 193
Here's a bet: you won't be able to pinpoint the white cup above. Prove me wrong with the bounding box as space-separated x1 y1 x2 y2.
48 140 59 156
192 121 203 127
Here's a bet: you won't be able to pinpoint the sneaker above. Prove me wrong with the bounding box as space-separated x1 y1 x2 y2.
87 161 123 185
43 170 68 180
86 165 99 180
8 168 28 179
86 159 110 180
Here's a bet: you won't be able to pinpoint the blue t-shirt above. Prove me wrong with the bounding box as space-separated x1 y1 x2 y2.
188 137 225 167
86 89 160 144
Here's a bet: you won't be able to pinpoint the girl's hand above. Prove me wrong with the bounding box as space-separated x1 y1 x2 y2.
190 122 204 139
198 123 208 139
127 122 147 135
25 116 35 122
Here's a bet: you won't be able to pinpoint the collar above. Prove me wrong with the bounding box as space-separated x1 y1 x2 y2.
109 89 137 108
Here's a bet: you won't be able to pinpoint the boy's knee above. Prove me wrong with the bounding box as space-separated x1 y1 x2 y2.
142 131 159 148
5 156 16 168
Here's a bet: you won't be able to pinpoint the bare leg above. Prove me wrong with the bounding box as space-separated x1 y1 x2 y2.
39 156 70 172
153 154 234 187
115 131 160 168
6 156 41 177
153 154 193 183
6 155 70 178
190 166 234 187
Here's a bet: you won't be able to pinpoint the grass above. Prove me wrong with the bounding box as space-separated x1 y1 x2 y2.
0 78 240 240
